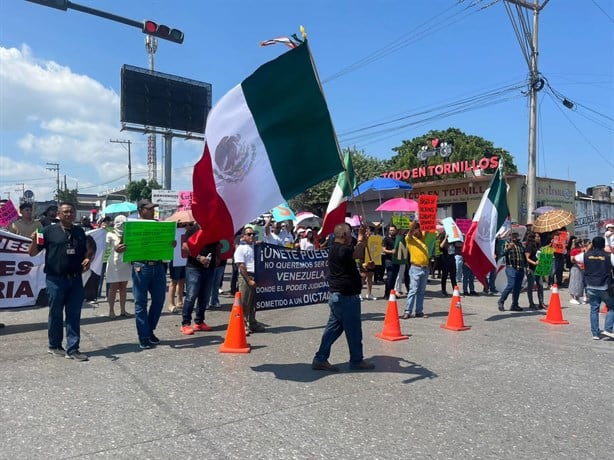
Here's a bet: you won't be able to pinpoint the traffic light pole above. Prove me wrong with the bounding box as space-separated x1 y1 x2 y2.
25 1 184 43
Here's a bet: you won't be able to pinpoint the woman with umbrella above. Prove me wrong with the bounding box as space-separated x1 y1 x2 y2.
105 215 132 318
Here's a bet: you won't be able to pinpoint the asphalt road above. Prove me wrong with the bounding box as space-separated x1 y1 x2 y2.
1 276 612 459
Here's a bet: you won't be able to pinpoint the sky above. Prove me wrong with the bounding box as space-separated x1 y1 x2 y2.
1 0 613 205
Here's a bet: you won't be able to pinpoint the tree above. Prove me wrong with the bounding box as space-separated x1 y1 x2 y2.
389 127 517 182
289 147 389 215
126 179 162 202
57 188 79 205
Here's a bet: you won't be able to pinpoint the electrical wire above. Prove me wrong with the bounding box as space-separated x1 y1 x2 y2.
544 91 614 168
323 0 498 84
337 79 527 146
590 0 614 23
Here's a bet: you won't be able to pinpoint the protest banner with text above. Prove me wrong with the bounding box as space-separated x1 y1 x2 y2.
123 221 176 262
254 243 329 310
418 195 438 231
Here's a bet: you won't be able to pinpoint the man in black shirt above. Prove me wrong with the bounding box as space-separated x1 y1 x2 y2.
312 223 374 372
382 224 399 298
29 202 94 361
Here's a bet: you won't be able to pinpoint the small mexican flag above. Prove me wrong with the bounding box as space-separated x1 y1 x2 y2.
189 41 343 253
461 166 510 285
319 152 356 237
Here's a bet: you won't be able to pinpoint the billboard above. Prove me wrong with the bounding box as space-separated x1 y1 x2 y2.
120 65 211 133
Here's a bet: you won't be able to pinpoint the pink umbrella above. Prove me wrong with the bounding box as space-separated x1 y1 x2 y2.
375 197 419 213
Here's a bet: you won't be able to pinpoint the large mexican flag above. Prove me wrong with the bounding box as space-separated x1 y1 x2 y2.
462 167 510 285
189 41 343 253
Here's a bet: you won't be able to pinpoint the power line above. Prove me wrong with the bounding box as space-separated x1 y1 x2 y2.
322 0 496 84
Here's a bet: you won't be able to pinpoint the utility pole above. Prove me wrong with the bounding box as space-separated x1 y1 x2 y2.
145 35 158 185
110 139 133 183
46 162 60 204
505 0 549 223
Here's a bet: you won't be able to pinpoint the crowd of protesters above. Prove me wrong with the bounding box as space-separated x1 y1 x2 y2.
1 200 613 354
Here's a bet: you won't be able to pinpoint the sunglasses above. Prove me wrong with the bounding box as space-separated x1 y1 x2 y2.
245 232 255 236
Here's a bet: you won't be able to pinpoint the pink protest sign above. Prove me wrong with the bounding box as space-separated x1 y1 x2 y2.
178 191 193 211
0 200 19 227
456 218 472 235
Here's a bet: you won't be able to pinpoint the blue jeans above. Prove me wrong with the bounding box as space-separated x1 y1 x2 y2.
182 266 215 325
46 275 84 354
585 288 614 337
209 265 225 306
132 263 166 343
462 265 475 293
455 255 464 283
486 269 497 293
315 292 364 364
405 265 429 315
499 267 524 308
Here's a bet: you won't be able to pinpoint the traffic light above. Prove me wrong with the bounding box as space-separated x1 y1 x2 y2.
142 20 184 44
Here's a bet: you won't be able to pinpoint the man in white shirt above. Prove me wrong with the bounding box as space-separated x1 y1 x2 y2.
263 216 284 246
234 226 265 334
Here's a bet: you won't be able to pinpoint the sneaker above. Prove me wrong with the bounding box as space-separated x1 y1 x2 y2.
469 291 479 296
250 322 265 333
193 322 213 332
180 325 194 335
580 297 588 304
312 359 339 372
510 306 524 312
592 335 601 340
65 351 89 361
401 313 411 320
47 346 65 357
497 302 505 312
569 298 581 305
139 341 152 349
366 294 377 301
415 312 429 318
601 330 614 339
349 360 375 370
209 303 222 309
149 333 161 344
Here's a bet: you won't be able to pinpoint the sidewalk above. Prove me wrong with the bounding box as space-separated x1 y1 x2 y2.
1 278 612 459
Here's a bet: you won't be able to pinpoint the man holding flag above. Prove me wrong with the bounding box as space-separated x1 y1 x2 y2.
188 37 344 255
462 165 510 291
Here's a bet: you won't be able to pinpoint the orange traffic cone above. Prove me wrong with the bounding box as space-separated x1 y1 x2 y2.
376 290 409 341
540 283 569 325
219 292 251 353
441 286 470 331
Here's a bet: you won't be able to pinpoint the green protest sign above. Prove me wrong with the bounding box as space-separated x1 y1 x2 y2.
534 246 554 277
122 220 176 262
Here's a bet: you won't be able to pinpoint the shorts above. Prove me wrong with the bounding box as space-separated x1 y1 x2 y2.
169 262 186 281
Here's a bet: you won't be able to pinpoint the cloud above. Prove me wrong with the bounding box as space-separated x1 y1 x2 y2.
0 45 135 199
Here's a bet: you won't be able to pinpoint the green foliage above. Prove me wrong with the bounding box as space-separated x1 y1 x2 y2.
288 128 519 214
126 179 162 202
390 127 517 181
57 188 79 205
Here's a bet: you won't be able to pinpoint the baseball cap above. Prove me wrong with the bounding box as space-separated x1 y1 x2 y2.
606 223 614 229
137 199 158 210
19 202 32 211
